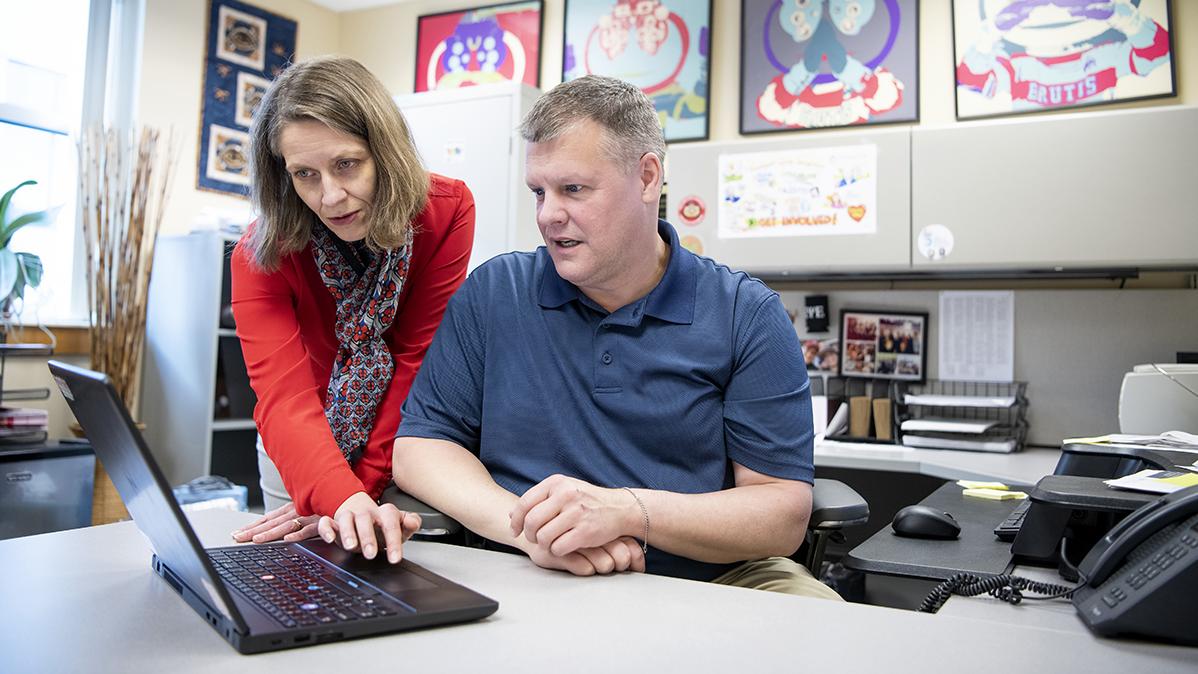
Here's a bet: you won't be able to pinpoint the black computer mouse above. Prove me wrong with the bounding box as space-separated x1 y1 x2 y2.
891 505 961 540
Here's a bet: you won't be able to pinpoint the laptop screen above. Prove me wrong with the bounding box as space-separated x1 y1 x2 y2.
49 361 246 632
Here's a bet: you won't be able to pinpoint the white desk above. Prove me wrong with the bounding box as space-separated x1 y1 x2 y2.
816 441 1060 486
1 510 1192 673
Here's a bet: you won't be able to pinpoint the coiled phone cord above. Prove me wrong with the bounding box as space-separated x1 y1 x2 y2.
917 573 1078 613
918 539 1085 614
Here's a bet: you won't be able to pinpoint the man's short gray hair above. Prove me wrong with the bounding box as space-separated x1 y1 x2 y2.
520 75 665 171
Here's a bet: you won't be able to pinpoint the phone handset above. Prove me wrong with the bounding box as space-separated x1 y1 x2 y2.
1078 486 1198 587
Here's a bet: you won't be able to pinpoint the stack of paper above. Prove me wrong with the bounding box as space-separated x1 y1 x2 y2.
903 394 1016 408
1106 431 1198 450
1066 431 1198 451
900 417 998 434
1105 469 1198 495
902 434 1017 453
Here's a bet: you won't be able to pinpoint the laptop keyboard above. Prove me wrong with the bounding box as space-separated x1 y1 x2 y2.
209 546 402 629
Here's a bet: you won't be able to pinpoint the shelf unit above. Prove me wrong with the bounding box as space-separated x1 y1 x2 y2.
142 231 261 506
0 341 53 445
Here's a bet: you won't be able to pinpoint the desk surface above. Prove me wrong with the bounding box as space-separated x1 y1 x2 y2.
845 482 1022 580
940 565 1097 633
815 441 1060 486
1 510 1192 673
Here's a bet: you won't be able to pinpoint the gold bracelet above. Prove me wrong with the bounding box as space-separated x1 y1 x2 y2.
622 487 649 554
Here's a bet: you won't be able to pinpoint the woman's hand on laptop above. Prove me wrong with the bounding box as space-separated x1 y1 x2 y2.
317 491 422 564
230 503 320 544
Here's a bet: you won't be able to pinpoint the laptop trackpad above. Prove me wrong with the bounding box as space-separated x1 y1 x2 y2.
298 539 437 594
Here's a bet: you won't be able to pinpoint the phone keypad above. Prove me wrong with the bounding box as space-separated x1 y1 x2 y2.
1125 541 1190 592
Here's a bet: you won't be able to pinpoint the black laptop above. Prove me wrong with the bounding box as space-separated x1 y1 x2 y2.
49 360 497 654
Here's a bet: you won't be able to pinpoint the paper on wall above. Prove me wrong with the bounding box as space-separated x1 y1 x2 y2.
939 291 1014 383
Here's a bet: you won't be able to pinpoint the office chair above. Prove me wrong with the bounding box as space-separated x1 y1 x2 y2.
382 478 869 574
801 478 870 573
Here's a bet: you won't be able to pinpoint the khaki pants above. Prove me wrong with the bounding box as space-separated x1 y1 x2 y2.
712 557 843 600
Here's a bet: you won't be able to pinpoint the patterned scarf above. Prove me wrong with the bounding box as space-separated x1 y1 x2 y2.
311 224 411 463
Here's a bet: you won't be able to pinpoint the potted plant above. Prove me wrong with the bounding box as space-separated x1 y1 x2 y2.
0 180 49 335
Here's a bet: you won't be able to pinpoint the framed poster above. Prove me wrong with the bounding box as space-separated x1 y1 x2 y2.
198 0 296 197
739 0 918 134
953 0 1175 120
839 309 927 383
414 1 543 92
562 0 712 143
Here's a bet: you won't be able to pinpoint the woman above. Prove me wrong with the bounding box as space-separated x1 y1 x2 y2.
229 56 475 564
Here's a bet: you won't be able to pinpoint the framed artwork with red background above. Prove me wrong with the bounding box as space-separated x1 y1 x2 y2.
414 1 543 92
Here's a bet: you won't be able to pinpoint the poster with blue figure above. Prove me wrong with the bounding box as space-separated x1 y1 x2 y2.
740 0 918 134
953 0 1174 119
198 0 297 197
562 0 712 142
414 1 542 92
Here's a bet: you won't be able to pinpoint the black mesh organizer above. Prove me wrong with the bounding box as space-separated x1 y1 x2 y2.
890 379 1029 453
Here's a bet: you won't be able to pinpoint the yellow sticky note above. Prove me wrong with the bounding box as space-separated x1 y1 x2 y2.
1160 473 1198 489
956 480 1009 490
1064 435 1113 445
963 488 1028 501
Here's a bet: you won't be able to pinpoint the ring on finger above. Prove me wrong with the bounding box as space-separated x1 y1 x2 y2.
292 518 303 531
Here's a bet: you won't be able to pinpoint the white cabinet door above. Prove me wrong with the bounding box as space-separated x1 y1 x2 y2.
397 84 540 272
666 127 912 275
911 106 1198 270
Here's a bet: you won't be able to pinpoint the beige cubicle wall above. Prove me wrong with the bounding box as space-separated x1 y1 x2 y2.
780 288 1198 448
666 105 1198 276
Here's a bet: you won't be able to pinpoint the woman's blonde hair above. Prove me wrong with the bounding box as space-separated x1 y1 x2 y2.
244 55 429 270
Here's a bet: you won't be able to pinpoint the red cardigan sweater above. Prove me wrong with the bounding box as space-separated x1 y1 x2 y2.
231 175 475 516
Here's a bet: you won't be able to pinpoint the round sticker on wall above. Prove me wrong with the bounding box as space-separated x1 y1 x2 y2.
917 224 955 261
680 235 704 256
677 196 706 226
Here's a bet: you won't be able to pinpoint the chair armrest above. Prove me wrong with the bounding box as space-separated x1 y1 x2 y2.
378 484 462 536
810 479 870 530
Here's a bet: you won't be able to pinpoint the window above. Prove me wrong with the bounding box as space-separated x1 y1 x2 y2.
0 0 141 326
0 1 91 325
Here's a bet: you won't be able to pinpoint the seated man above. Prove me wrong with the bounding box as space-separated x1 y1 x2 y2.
391 75 839 599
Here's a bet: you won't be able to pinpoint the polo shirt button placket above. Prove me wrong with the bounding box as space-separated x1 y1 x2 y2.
601 352 613 365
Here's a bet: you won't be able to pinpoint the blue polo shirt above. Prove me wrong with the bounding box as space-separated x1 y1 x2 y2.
398 220 814 581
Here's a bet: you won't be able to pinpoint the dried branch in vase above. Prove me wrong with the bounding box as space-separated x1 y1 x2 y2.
78 127 176 414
